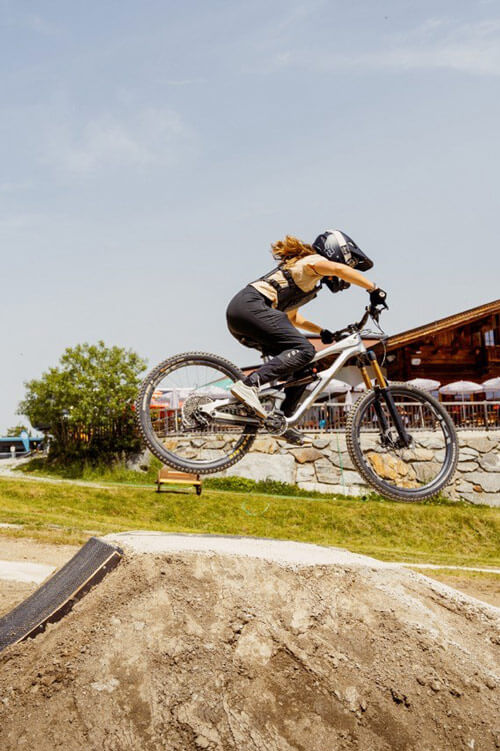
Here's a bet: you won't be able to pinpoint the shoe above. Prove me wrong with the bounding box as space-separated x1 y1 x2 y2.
281 427 307 446
230 380 268 418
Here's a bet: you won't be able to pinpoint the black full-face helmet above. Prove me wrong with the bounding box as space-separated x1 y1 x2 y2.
312 230 373 272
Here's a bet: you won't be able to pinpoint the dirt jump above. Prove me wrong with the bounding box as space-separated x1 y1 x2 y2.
0 533 498 751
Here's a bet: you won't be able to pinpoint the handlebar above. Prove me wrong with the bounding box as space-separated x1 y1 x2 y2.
329 303 386 343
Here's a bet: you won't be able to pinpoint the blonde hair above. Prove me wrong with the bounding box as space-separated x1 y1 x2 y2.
270 235 314 269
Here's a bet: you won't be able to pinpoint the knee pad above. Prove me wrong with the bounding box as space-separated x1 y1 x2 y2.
277 343 315 370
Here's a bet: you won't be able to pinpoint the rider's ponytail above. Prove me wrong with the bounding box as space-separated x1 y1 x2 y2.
271 235 314 269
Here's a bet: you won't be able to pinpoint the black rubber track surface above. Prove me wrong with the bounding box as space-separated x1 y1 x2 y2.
0 537 122 652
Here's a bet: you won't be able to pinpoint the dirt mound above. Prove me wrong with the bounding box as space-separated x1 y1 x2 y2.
0 550 498 751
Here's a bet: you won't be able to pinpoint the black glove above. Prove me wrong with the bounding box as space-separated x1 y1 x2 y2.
323 277 351 294
320 328 335 344
369 287 388 309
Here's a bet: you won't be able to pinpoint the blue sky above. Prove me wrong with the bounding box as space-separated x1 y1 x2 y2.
1 0 499 430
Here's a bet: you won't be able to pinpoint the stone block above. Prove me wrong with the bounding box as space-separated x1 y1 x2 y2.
290 447 324 464
459 492 500 507
224 453 296 484
329 435 347 452
296 464 315 482
399 448 434 462
459 435 495 453
190 439 207 448
339 470 365 486
416 435 446 450
455 480 474 493
365 452 416 482
252 437 278 454
456 462 479 472
203 440 227 450
298 481 364 497
413 461 443 484
458 447 479 460
327 451 356 470
312 437 331 450
200 449 224 461
479 452 500 472
465 472 500 493
315 459 340 484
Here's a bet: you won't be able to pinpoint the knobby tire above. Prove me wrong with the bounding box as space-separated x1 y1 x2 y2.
135 352 257 474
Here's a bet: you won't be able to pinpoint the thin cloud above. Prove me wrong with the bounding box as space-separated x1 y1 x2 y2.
0 180 33 193
23 12 62 36
43 108 191 175
164 78 207 86
1 5 63 36
271 18 500 77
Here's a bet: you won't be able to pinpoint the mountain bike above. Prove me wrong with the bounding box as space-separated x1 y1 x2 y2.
135 305 458 501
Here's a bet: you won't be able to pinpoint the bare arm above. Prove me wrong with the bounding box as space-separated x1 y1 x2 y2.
307 258 377 291
287 309 323 334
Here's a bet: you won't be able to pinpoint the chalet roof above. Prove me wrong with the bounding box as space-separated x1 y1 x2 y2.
387 298 500 350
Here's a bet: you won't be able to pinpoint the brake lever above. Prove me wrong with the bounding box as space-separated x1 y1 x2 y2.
369 302 388 323
331 328 351 342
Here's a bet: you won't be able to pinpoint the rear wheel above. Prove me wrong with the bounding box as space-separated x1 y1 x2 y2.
346 384 458 501
135 352 257 474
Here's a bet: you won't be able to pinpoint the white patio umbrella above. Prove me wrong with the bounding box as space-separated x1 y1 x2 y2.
343 389 354 411
321 378 351 395
196 385 229 398
164 387 197 409
307 378 351 395
439 381 483 397
482 377 500 390
406 378 441 391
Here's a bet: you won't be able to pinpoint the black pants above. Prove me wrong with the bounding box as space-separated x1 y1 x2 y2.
226 286 315 414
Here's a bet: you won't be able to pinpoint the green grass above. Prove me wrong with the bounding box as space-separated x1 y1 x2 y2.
1 474 499 567
16 456 162 485
14 459 473 505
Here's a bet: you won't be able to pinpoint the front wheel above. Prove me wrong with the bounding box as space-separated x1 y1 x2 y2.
346 384 458 501
135 352 257 474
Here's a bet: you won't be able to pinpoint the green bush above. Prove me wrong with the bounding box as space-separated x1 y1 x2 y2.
18 341 146 463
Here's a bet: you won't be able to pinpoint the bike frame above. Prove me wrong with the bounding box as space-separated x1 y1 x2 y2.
285 332 370 426
203 329 385 428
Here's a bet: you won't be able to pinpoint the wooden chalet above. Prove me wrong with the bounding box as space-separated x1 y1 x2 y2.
384 299 500 384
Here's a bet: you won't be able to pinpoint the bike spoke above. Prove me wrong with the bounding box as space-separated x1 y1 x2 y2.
137 355 258 471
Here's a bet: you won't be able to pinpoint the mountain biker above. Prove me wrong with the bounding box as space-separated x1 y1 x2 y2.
226 230 387 445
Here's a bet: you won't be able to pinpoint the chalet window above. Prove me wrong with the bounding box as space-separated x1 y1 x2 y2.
485 330 495 347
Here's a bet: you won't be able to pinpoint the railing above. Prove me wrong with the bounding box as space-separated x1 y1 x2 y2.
297 401 500 432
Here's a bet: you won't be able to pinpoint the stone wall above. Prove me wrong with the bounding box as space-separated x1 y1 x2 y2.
213 431 500 507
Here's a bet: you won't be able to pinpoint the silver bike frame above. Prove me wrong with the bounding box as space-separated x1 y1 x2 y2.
286 331 367 426
202 331 368 428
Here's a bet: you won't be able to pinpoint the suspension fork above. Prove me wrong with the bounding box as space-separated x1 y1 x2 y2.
359 352 412 448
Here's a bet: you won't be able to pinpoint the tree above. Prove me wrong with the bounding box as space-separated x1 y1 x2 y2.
19 342 147 462
5 424 30 437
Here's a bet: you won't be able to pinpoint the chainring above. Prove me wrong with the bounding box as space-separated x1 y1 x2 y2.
263 412 287 435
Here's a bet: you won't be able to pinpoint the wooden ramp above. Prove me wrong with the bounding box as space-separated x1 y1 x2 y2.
0 537 122 652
